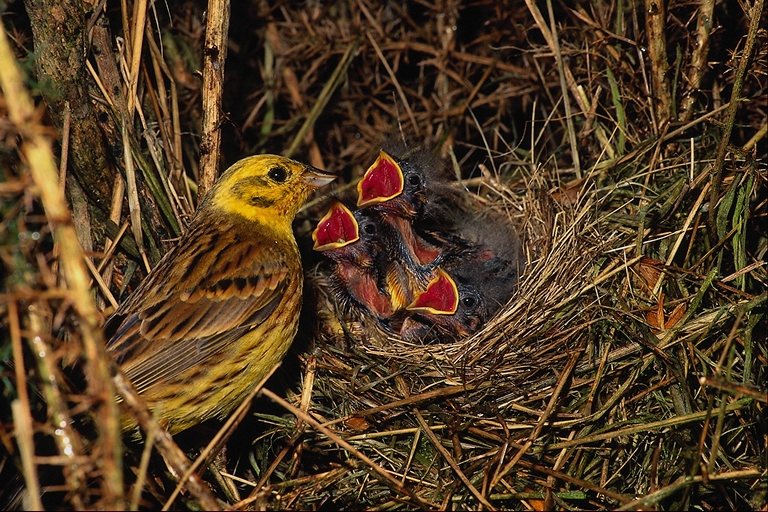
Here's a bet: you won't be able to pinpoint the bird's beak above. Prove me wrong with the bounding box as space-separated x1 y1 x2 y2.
357 151 404 207
312 202 360 251
303 165 337 188
407 268 459 315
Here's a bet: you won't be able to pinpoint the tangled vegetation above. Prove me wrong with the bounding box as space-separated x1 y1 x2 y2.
0 0 765 509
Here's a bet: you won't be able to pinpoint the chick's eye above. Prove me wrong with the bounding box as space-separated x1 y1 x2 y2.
362 223 377 235
407 173 422 186
462 296 477 308
268 166 289 183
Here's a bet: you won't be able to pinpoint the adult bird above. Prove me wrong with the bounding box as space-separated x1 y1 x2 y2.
105 155 335 434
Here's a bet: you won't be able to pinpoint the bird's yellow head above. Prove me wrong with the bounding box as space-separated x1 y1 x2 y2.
206 154 335 228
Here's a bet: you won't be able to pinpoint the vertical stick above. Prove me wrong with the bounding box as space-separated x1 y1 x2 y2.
679 0 715 122
198 0 231 200
644 0 672 128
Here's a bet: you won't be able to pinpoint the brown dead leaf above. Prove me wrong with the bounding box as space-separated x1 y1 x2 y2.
645 292 666 330
664 302 687 329
343 416 371 432
646 294 688 332
550 178 586 206
522 487 547 511
633 256 664 293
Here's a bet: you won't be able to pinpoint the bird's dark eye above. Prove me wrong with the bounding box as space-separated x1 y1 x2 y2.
363 223 377 235
462 296 477 308
268 166 289 183
407 173 422 186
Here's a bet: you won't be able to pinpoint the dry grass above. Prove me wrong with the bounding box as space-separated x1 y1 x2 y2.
1 0 766 510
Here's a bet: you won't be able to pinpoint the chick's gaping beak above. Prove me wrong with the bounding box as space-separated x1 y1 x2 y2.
357 151 404 207
407 268 459 315
312 202 360 251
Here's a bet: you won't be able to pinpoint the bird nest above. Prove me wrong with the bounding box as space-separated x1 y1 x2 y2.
311 162 601 381
289 157 633 508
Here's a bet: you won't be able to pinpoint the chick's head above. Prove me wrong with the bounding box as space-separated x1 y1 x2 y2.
402 250 521 342
404 267 486 340
357 150 428 218
313 202 383 267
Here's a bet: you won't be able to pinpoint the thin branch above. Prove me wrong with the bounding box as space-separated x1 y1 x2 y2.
198 0 231 200
679 0 716 122
644 0 672 128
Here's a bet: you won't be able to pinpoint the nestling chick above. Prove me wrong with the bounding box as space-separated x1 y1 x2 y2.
357 149 442 266
355 148 446 312
322 142 525 344
312 201 394 320
400 257 512 342
105 154 335 435
400 213 525 342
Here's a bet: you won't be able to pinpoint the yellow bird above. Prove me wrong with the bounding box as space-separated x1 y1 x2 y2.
105 155 335 434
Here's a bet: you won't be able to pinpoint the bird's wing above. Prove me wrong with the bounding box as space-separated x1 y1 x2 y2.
106 238 290 395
